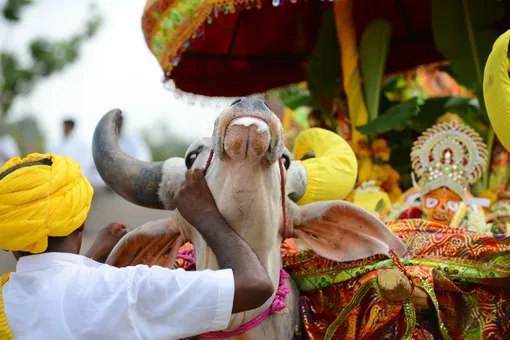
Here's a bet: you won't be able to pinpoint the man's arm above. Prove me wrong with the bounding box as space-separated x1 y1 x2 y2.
175 168 274 314
84 223 130 263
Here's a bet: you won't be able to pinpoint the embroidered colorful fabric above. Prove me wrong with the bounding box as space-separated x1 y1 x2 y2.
141 0 446 97
283 219 510 339
174 220 510 339
142 0 266 81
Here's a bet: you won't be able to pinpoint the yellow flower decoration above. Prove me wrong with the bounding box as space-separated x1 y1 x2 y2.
388 185 403 203
382 164 400 185
436 112 464 125
371 138 391 161
357 157 373 186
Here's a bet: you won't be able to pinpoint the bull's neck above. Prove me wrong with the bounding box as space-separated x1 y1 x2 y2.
192 164 284 330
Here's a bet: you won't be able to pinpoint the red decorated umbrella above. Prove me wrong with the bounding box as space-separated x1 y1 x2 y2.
141 0 456 97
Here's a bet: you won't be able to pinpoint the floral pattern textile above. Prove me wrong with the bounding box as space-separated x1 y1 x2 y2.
283 219 510 339
175 219 510 339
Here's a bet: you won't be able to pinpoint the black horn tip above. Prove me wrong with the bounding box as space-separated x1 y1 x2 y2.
92 109 122 159
92 108 165 210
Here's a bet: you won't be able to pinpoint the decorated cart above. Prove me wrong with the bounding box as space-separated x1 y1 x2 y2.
138 0 510 338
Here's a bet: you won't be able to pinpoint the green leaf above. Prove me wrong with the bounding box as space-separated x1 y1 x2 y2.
307 8 342 114
278 92 314 110
2 0 32 22
444 96 474 111
431 0 505 89
360 19 392 121
356 100 420 135
409 96 450 131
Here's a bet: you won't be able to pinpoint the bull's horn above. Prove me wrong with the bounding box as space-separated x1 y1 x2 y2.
92 109 165 209
484 30 510 152
289 128 358 205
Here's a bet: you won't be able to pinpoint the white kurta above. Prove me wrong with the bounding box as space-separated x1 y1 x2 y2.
3 253 234 339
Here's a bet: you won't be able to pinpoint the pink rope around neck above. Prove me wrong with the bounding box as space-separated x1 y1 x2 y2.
200 269 291 338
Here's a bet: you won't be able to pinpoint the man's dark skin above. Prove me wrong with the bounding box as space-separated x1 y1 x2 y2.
12 167 274 314
175 168 274 313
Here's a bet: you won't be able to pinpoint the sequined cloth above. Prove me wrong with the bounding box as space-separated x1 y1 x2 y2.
175 220 510 339
283 219 510 339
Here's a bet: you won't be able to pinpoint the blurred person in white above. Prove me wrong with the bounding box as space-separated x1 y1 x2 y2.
118 115 152 162
85 114 152 191
0 131 20 168
48 118 105 188
48 118 90 167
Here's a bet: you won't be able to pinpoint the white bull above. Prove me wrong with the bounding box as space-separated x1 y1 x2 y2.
92 98 407 339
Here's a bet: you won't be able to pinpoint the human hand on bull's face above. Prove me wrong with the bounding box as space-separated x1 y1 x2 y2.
174 168 222 228
92 98 407 269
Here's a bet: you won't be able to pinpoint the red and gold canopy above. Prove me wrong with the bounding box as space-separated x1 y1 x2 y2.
142 0 446 97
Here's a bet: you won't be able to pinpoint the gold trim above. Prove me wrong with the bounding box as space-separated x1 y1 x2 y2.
324 278 377 340
159 0 262 76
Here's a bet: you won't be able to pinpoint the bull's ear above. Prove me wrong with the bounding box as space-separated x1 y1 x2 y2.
290 201 407 262
106 217 187 268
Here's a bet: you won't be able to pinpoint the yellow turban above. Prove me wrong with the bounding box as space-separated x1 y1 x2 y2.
293 128 358 205
0 153 94 254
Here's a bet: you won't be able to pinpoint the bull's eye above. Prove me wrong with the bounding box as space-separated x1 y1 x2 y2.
282 154 291 170
185 151 199 169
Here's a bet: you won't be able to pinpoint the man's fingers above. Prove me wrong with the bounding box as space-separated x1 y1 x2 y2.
192 168 205 181
185 169 194 182
109 223 130 235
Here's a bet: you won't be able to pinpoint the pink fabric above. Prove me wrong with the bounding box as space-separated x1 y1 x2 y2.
176 248 196 271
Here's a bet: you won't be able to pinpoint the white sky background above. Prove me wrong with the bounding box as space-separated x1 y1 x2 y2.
1 0 234 148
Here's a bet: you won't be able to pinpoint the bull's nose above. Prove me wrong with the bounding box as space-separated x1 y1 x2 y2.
230 98 243 107
229 98 271 111
224 117 271 161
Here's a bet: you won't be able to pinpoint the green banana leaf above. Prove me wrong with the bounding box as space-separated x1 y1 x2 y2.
431 0 504 189
360 19 392 122
409 97 450 131
431 0 504 89
356 99 420 135
306 8 342 130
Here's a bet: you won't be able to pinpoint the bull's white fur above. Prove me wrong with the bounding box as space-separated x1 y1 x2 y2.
106 99 407 339
157 137 299 335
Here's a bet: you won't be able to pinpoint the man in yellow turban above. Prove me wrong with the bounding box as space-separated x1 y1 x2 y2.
0 153 274 339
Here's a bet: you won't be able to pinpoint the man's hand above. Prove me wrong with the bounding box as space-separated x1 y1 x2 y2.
175 169 219 226
85 223 130 263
